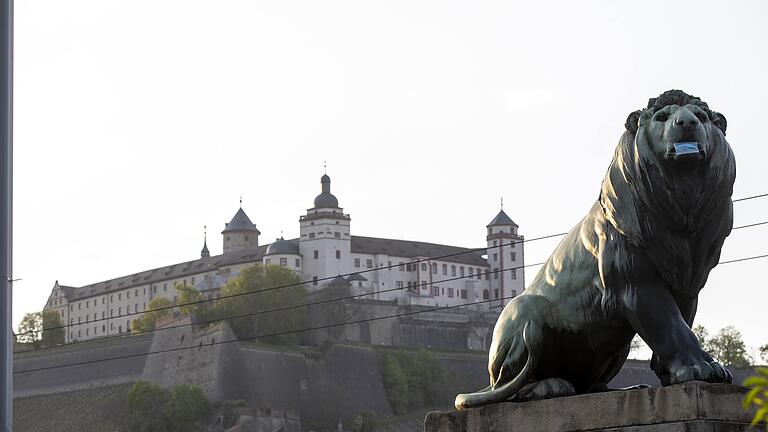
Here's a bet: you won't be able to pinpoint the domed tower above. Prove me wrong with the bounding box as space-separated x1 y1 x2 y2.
222 206 261 254
299 174 352 291
263 237 302 272
486 205 525 310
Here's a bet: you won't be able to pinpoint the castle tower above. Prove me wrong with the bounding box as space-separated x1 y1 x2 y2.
486 206 524 310
222 206 261 254
299 174 352 291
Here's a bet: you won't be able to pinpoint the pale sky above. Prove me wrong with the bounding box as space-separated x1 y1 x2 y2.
12 1 768 357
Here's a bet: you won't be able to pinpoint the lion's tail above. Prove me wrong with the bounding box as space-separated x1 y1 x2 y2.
454 321 542 410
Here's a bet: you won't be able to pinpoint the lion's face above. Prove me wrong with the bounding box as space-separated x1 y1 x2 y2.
640 103 715 165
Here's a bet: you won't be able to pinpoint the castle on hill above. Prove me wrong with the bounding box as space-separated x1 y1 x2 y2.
43 174 525 345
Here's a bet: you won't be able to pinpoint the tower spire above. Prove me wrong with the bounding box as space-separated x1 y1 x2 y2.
201 225 210 258
501 196 504 210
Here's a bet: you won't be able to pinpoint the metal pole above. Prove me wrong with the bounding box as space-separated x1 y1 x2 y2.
0 0 13 430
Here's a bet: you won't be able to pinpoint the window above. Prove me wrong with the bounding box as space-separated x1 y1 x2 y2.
102 325 106 332
354 258 361 268
78 316 81 324
387 261 392 270
102 297 106 305
405 263 411 272
421 263 427 271
477 269 483 280
461 289 467 299
110 309 114 317
164 283 167 291
190 278 195 285
483 289 489 300
511 269 517 280
314 250 319 259
265 259 271 265
511 252 517 262
422 281 427 291
395 281 404 289
460 266 465 277
334 232 340 238
451 265 456 277
78 330 81 338
336 250 341 259
295 258 300 267
280 257 287 266
431 286 440 296
118 325 122 333
118 307 122 315
101 311 105 319
366 259 373 269
309 233 316 239
127 291 130 299
485 271 490 281
493 240 497 246
78 302 81 310
493 253 498 262
118 293 122 300
312 276 318 286
469 267 474 277
70 318 73 325
495 289 499 299
447 288 454 298
70 305 74 312
494 268 499 279
86 300 89 308
431 263 437 274
398 262 404 271
134 289 138 296
153 286 157 293
442 264 447 275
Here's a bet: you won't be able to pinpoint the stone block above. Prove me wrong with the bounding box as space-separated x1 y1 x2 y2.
424 382 754 432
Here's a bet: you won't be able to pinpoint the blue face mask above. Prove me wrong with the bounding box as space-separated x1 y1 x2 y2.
666 142 704 160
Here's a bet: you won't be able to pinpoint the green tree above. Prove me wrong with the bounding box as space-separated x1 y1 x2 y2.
132 297 173 333
693 324 709 348
126 381 168 432
164 384 210 432
215 264 308 346
16 312 42 346
380 349 450 414
743 368 768 430
760 344 768 365
380 352 409 414
41 309 65 346
175 283 209 318
706 326 752 368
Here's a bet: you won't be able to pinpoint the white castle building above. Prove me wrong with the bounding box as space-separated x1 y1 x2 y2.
43 174 525 343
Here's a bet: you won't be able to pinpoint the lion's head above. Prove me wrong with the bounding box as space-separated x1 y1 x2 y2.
598 90 736 301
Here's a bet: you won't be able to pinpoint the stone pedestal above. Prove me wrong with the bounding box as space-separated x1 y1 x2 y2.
425 382 754 432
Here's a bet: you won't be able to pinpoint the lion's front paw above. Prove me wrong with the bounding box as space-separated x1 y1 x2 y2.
670 361 733 385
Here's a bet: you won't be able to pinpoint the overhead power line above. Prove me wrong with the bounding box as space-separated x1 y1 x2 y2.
13 250 768 372
18 209 768 338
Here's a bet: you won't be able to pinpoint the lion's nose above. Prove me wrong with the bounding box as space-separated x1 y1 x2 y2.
674 110 700 129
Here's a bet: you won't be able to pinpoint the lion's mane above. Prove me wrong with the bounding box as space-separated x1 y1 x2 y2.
597 90 736 313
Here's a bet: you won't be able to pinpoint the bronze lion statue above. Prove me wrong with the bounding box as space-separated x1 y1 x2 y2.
456 90 736 409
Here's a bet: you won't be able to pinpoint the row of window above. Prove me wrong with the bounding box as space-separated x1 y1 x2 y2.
68 277 200 313
265 257 300 267
307 231 344 239
70 302 147 325
70 320 131 340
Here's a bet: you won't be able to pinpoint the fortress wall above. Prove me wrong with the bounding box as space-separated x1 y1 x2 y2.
141 318 246 401
241 343 394 427
13 334 153 398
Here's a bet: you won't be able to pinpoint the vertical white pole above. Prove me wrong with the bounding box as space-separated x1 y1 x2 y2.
0 0 13 430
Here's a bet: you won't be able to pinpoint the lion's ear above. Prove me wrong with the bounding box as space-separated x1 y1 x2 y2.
625 110 642 134
711 111 727 135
